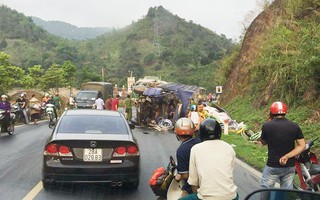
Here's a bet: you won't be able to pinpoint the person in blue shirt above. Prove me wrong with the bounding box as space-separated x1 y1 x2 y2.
174 117 201 196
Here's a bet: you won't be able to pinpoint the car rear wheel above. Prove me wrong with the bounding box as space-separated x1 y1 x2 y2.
124 181 139 190
42 181 56 190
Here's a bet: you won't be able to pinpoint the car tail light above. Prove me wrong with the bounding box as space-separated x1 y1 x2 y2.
113 146 126 157
127 145 139 155
112 145 139 157
59 145 72 157
44 143 72 157
44 144 58 156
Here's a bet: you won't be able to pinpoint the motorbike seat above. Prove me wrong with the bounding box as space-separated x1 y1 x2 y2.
309 164 320 175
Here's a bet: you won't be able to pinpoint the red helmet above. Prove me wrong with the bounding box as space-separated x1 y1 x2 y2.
270 101 287 115
174 118 195 136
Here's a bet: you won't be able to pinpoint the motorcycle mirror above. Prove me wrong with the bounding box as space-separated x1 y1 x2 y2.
48 121 56 129
244 188 320 200
169 156 177 168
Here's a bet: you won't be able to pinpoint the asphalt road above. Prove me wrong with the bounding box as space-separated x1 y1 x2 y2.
0 121 261 200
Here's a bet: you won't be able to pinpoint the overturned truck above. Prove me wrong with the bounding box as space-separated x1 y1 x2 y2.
134 82 205 130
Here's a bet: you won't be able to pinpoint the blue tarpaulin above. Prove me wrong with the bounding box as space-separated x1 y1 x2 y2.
177 90 194 117
143 88 162 96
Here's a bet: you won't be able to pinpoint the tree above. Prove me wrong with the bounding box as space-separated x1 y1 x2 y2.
40 64 66 91
62 60 77 87
27 65 44 88
0 52 25 94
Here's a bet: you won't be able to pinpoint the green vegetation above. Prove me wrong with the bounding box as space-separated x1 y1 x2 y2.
0 5 234 91
250 0 320 105
216 0 320 170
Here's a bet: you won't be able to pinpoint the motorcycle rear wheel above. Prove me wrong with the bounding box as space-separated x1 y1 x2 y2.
7 123 14 135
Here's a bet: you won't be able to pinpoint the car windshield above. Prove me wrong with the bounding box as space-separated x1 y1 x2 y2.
57 115 128 134
76 92 97 100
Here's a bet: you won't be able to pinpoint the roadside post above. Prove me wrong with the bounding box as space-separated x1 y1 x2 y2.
224 119 229 135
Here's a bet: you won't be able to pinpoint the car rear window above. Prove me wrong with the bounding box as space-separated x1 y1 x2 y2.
57 115 128 134
76 92 97 100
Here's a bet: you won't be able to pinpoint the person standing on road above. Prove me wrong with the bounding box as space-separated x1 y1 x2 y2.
29 94 41 125
111 95 120 111
94 92 104 110
105 95 113 110
260 101 305 189
180 118 238 200
52 93 61 111
174 118 201 197
68 94 76 109
124 94 135 122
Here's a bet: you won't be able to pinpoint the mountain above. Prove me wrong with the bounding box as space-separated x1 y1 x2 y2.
79 6 234 88
31 17 112 40
0 5 76 68
0 5 234 91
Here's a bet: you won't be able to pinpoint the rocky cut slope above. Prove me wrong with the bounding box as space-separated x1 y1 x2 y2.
222 0 320 106
222 0 284 105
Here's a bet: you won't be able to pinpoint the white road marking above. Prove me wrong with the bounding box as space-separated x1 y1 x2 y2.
22 181 43 200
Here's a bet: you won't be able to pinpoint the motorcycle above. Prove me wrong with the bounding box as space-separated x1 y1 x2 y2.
12 103 27 124
0 109 15 135
294 138 320 192
40 102 47 119
149 156 184 200
45 103 55 123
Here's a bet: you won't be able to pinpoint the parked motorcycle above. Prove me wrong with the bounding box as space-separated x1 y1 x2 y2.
149 156 184 200
294 138 320 192
0 109 15 135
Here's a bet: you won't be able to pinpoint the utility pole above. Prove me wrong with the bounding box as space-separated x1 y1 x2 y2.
101 67 104 82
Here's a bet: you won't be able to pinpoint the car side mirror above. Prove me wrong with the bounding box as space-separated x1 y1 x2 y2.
129 123 135 130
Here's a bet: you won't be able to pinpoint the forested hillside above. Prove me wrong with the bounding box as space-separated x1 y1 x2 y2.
217 0 320 139
220 0 320 106
77 6 234 88
32 17 112 40
0 5 233 92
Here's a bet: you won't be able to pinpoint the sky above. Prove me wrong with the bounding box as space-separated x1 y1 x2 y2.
0 0 266 40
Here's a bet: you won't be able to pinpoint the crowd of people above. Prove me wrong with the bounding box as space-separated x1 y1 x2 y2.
0 90 306 199
0 92 62 128
168 100 305 199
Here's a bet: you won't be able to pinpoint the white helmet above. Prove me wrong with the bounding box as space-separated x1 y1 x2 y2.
1 95 8 99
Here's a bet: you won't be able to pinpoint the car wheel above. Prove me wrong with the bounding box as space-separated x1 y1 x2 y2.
42 181 56 190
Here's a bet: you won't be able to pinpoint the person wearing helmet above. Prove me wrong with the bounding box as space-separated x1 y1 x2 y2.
260 101 305 189
174 117 201 196
42 93 50 103
0 95 11 132
14 93 29 124
180 118 238 200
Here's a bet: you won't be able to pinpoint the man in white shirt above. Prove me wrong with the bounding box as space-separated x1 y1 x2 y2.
179 118 238 200
94 92 104 110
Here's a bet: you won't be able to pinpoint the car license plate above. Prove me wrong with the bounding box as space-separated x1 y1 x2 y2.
83 148 102 162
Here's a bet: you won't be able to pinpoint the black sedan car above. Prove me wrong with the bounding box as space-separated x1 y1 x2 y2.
42 109 140 190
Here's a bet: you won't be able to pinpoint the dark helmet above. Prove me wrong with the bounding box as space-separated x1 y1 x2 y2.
199 118 221 141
